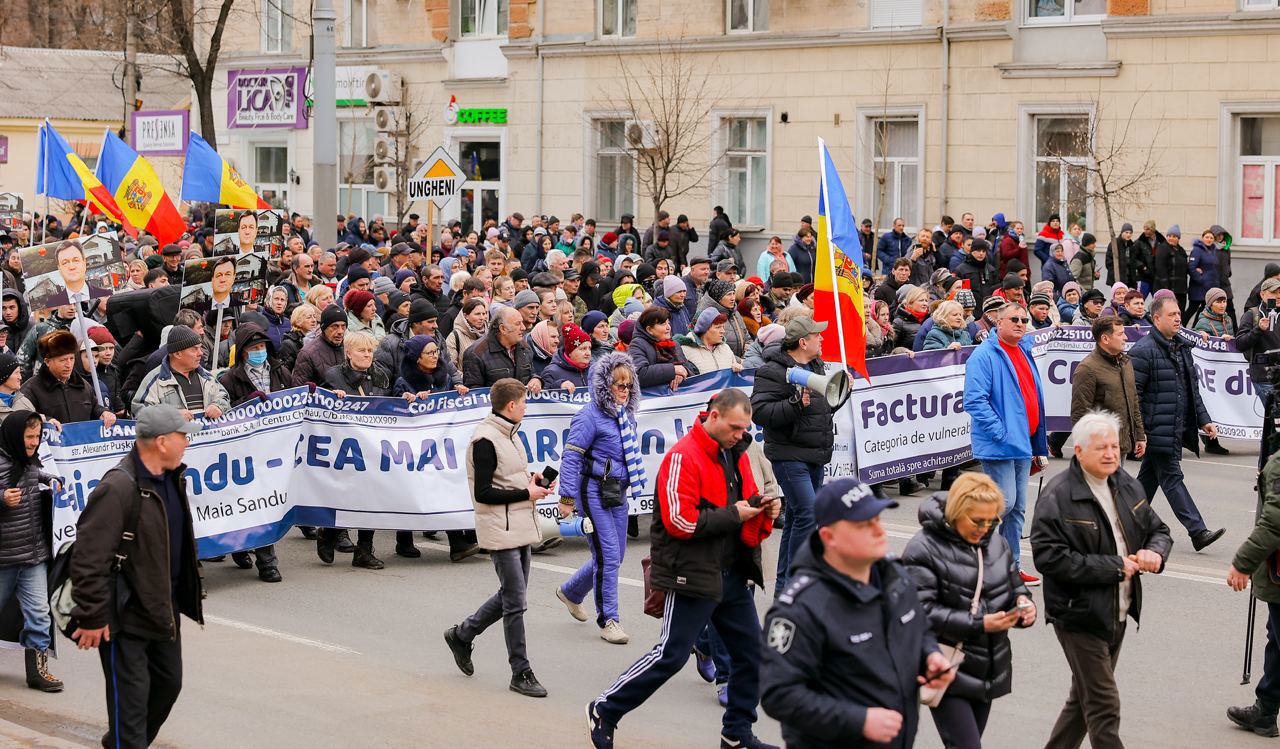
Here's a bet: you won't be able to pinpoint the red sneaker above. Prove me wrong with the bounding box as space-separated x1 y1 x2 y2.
1020 571 1041 587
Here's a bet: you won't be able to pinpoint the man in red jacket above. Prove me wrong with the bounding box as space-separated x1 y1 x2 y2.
587 388 779 749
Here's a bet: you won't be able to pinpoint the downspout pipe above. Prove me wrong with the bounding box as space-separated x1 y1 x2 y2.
534 0 546 215
939 0 951 216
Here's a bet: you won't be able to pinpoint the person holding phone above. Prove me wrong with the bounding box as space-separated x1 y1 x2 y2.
902 473 1036 749
554 352 646 645
1235 277 1280 411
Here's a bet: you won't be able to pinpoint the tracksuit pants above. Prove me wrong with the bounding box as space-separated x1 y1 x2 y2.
99 625 183 749
561 489 629 627
595 569 762 738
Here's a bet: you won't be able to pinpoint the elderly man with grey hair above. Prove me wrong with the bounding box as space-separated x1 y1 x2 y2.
1031 410 1173 749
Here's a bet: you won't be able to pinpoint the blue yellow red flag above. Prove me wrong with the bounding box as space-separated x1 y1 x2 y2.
180 132 270 209
814 138 869 380
35 121 137 238
95 131 186 246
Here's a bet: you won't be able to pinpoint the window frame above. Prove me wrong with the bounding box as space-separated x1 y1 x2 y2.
598 0 638 38
711 109 773 232
1235 114 1280 246
460 0 509 39
868 0 923 29
343 0 369 47
1023 0 1107 27
1241 0 1279 9
588 117 638 226
262 0 291 54
1016 104 1094 236
856 105 926 234
250 141 290 210
727 0 768 34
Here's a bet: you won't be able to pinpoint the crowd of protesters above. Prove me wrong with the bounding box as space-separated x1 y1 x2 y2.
0 201 1273 749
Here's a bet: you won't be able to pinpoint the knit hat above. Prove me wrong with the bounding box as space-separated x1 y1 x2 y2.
512 289 540 310
320 304 348 330
1002 274 1023 291
896 283 919 304
973 227 987 240
1028 292 1052 308
981 296 1006 314
736 298 757 317
1153 288 1176 302
87 326 117 346
618 319 637 345
756 323 785 347
164 325 202 355
0 352 18 383
344 289 375 314
1110 282 1129 303
694 308 728 335
796 284 815 303
581 310 607 336
662 275 686 299
930 269 954 287
1166 224 1181 237
402 334 435 364
1082 289 1107 304
1121 222 1133 233
1062 281 1082 299
347 265 371 283
561 323 591 354
388 291 410 312
371 276 396 296
601 231 619 246
406 300 439 324
622 298 646 318
703 279 735 306
956 288 976 309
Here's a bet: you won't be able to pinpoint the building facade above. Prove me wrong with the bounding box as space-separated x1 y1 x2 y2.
205 0 1280 267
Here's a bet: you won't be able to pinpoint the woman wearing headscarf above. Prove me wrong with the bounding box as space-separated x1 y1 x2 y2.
695 278 749 358
541 323 593 392
554 352 646 646
526 320 559 377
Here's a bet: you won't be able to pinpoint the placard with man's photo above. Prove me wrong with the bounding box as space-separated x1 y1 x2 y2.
19 233 127 313
212 208 286 257
179 251 269 314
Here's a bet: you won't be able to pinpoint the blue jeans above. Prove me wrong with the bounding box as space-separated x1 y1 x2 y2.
772 460 824 595
1257 381 1274 413
0 562 51 651
980 459 1031 566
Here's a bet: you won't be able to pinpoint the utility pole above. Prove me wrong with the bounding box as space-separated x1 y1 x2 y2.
312 0 338 247
123 8 138 142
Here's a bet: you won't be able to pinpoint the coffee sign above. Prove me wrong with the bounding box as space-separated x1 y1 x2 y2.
227 68 308 129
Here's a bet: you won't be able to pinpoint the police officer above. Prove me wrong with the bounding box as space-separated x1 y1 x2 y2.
760 478 955 748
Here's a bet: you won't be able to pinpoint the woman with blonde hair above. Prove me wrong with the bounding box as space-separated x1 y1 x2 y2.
923 300 974 351
304 284 334 311
901 472 1037 749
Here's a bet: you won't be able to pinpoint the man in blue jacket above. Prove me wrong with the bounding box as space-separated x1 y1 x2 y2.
962 301 1048 586
875 218 912 274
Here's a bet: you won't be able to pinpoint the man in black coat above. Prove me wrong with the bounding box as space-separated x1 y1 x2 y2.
1030 411 1172 749
1129 295 1225 551
462 307 543 393
954 240 998 308
751 316 837 596
21 330 116 428
760 479 953 749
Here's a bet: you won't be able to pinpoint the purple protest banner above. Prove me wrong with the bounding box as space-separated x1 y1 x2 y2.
227 67 309 129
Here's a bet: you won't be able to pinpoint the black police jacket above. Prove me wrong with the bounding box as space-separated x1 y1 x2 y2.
760 536 938 749
1029 458 1173 639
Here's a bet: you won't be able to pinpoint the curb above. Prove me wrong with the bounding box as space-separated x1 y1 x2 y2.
0 716 91 748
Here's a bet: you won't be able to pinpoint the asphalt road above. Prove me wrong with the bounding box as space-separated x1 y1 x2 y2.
0 438 1269 748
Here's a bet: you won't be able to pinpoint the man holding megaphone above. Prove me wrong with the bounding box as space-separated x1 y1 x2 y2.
751 316 845 595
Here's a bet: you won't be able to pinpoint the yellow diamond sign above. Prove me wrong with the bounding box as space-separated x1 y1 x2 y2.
407 146 467 210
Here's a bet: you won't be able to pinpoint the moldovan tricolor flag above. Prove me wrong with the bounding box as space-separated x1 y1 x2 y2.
814 138 869 381
94 130 186 246
35 120 137 238
181 132 270 209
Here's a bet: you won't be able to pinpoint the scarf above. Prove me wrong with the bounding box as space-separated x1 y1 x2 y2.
615 407 647 502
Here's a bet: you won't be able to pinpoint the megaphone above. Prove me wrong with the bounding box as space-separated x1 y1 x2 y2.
786 367 851 408
536 513 595 540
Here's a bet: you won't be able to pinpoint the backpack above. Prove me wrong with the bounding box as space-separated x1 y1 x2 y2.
47 490 142 640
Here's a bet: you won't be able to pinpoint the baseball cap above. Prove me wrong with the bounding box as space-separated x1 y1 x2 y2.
136 404 201 438
716 258 739 273
783 316 828 344
814 479 898 527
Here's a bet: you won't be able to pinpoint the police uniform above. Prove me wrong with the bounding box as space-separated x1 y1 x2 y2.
760 480 941 749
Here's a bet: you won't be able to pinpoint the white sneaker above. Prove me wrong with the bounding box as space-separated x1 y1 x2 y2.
557 587 589 622
600 619 629 644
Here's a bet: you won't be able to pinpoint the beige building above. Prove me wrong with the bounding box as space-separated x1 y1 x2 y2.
205 0 1280 270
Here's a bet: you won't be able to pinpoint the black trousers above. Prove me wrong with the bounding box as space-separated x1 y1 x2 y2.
1256 602 1280 710
1046 623 1126 749
932 693 993 749
98 627 183 749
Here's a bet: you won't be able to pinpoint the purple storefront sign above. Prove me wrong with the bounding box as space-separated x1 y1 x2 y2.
0 135 7 164
130 110 189 156
227 67 308 129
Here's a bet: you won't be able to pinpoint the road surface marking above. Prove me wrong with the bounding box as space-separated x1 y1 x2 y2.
205 614 361 655
417 541 645 586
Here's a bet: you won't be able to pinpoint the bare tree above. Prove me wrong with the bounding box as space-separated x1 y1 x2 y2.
157 0 240 150
379 86 435 227
1044 91 1164 284
605 35 729 243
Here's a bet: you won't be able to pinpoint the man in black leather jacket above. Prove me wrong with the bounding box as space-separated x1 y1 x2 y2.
1030 410 1172 749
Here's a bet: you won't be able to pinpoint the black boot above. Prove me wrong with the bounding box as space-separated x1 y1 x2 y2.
395 530 422 558
627 515 640 538
1228 702 1280 737
871 483 891 500
299 526 318 540
898 478 922 496
1204 436 1230 455
510 668 548 698
352 543 385 570
25 648 62 692
335 529 356 553
231 552 254 569
316 530 335 564
258 567 283 583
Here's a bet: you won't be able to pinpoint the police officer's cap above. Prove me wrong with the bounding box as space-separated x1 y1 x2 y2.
814 479 898 527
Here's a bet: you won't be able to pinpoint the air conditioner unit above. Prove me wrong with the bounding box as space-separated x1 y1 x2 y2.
625 119 659 150
374 134 398 164
365 70 403 104
373 166 397 192
374 106 406 133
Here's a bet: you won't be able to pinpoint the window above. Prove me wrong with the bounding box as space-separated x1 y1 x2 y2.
724 118 768 227
458 140 503 236
1034 116 1090 230
254 145 289 209
728 0 768 32
869 0 921 28
870 118 920 231
595 121 635 224
1239 117 1280 245
338 121 375 186
1243 0 1278 8
1027 0 1105 23
263 0 291 53
461 0 508 37
345 0 368 47
601 0 637 37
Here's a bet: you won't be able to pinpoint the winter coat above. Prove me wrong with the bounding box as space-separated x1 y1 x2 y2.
1 289 31 356
707 213 732 252
1116 308 1151 329
261 309 290 349
1105 238 1136 287
678 333 739 375
1129 329 1210 455
1041 256 1074 295
1212 223 1235 298
909 246 941 287
955 252 998 306
875 230 912 270
648 417 771 601
277 329 305 371
629 327 690 388
1070 348 1146 454
461 333 539 388
1232 305 1280 383
902 494 1031 703
1057 297 1080 322
1187 238 1222 302
788 240 817 284
559 351 638 507
21 367 107 425
668 223 698 270
751 345 836 465
872 277 908 313
761 538 936 749
1030 458 1172 639
923 322 973 351
527 336 555 377
347 311 386 341
1132 231 1163 287
0 448 56 566
998 233 1027 278
1192 309 1234 338
323 360 394 397
290 336 345 387
914 318 981 352
891 307 927 350
709 240 746 274
132 359 232 416
1068 250 1098 291
742 339 775 369
1235 450 1280 603
1153 241 1189 294
445 315 485 369
962 334 1048 461
540 352 590 390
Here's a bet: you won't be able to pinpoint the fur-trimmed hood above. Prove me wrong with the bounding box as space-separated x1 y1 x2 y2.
589 350 639 416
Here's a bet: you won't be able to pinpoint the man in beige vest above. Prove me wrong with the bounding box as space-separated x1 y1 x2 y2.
444 378 554 698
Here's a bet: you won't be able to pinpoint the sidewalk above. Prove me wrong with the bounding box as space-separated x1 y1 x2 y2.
0 716 90 748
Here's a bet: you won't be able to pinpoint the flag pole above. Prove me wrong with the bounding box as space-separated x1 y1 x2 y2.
817 138 852 374
40 120 50 245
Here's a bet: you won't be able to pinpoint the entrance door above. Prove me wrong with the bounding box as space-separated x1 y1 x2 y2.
457 139 501 235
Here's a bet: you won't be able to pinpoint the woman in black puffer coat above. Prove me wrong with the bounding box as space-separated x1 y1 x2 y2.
901 473 1037 749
